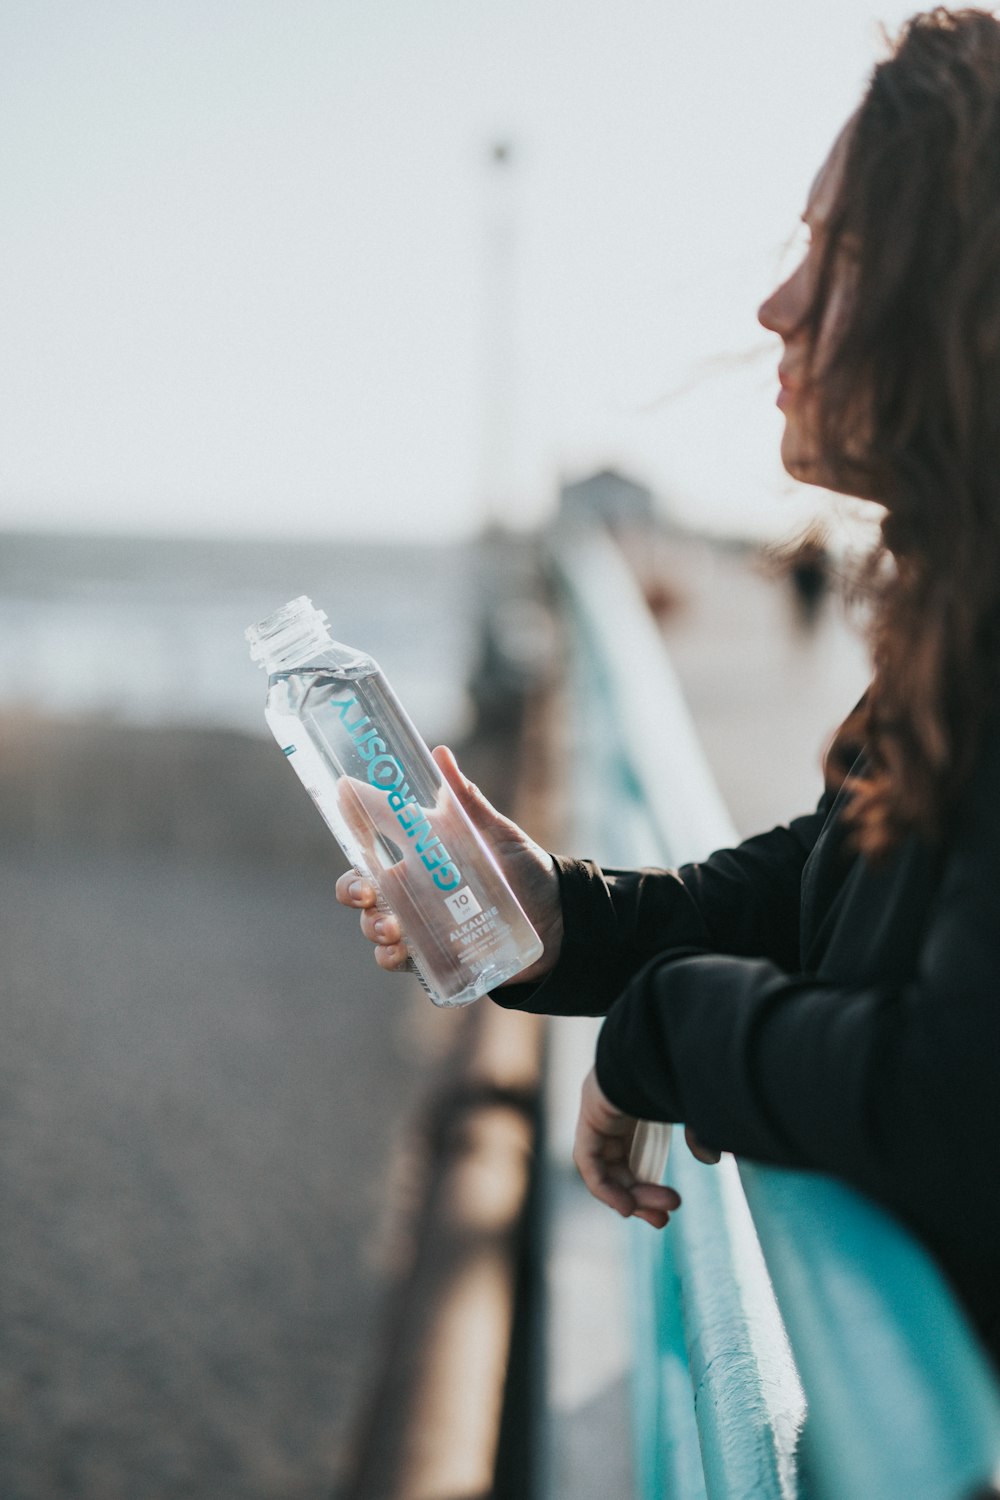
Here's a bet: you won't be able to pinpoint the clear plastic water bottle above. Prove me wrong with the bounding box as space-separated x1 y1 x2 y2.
245 596 544 1007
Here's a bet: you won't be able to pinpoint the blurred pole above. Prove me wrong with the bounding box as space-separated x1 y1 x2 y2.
479 140 519 533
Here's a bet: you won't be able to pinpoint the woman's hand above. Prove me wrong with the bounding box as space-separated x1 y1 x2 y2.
573 1068 682 1228
334 743 564 986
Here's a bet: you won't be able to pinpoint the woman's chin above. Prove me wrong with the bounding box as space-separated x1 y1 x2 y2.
779 430 821 486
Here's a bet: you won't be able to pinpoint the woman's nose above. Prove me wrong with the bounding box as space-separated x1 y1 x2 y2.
759 256 809 338
758 279 790 335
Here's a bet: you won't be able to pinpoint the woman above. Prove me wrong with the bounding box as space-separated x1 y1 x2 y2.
338 7 1000 1361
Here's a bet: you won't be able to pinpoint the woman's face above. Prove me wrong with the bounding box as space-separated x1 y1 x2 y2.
758 117 879 501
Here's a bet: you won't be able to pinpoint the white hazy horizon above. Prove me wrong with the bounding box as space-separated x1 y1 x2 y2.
0 1 921 544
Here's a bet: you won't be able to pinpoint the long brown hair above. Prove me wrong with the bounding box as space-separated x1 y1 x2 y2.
804 7 1000 856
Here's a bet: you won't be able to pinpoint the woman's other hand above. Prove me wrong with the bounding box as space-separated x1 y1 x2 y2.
572 1068 681 1228
334 743 564 985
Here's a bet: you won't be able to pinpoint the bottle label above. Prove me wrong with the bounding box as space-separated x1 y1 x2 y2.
331 691 464 893
448 903 504 965
443 886 482 921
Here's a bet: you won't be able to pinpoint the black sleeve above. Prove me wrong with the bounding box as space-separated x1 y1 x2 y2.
594 731 1000 1259
492 791 833 1018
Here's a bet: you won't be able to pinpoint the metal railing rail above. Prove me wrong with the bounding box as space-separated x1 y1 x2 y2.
550 522 1000 1500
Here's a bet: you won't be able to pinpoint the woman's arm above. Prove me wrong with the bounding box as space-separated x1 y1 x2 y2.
591 732 1000 1259
492 791 833 1018
336 743 835 1019
505 694 863 1019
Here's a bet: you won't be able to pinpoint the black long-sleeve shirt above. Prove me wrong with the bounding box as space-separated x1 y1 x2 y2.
492 721 1000 1361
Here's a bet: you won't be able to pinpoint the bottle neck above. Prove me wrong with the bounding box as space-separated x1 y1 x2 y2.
246 596 334 674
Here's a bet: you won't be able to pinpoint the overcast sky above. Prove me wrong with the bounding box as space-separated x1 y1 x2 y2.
0 0 924 541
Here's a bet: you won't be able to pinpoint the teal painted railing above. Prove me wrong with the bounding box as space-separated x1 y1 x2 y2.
550 523 1000 1500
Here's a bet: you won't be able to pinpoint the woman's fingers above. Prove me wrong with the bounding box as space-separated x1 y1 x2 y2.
632 1182 681 1227
573 1067 681 1226
432 744 503 834
633 1208 672 1229
335 871 377 908
433 744 530 851
360 908 402 945
577 1156 680 1223
333 871 404 946
373 941 411 971
335 869 411 967
632 1179 681 1228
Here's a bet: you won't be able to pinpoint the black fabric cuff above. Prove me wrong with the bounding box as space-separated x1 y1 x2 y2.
490 854 647 1018
593 947 705 1119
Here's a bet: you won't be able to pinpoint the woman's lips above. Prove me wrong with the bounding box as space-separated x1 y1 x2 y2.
776 370 799 409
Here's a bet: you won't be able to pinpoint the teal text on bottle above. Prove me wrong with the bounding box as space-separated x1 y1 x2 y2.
332 692 461 892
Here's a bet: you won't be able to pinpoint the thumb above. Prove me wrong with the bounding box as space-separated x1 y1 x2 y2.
684 1124 722 1165
432 744 504 835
